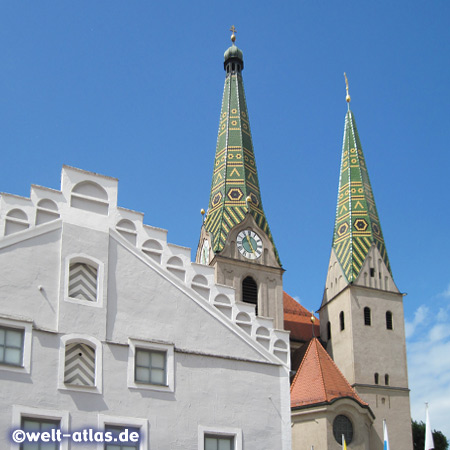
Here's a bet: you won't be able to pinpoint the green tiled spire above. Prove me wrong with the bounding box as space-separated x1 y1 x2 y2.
204 39 279 264
332 108 392 283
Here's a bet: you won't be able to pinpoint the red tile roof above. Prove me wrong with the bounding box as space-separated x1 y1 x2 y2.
283 292 320 342
290 338 368 409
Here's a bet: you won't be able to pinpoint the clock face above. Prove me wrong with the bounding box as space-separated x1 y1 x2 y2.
236 230 263 260
200 239 210 265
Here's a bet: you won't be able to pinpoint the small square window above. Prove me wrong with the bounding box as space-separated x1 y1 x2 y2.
21 417 61 450
128 339 174 393
0 325 24 367
135 349 167 386
104 425 140 450
205 435 234 450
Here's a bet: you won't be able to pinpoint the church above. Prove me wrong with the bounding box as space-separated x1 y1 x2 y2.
0 30 412 449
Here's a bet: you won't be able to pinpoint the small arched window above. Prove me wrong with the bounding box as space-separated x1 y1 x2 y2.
327 321 331 340
386 311 393 330
242 277 258 314
364 307 371 326
5 209 29 236
374 373 379 385
385 374 390 385
339 311 345 331
71 181 108 215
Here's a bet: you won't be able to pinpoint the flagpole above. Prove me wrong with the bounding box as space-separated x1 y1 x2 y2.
425 403 435 450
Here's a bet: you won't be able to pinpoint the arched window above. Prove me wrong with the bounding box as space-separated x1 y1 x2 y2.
71 181 108 215
327 321 331 340
242 277 258 314
385 374 390 385
374 373 379 385
5 209 29 235
339 311 345 331
364 307 371 326
386 311 393 330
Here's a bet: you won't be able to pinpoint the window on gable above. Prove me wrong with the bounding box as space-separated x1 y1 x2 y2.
374 372 379 385
339 311 345 331
104 425 140 450
242 276 258 314
204 435 234 450
21 416 61 450
364 307 371 326
385 374 390 385
64 342 95 387
0 325 24 367
386 311 393 330
327 321 331 340
68 261 98 302
135 348 167 386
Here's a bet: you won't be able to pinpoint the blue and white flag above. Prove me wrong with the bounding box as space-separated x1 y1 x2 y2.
383 419 390 450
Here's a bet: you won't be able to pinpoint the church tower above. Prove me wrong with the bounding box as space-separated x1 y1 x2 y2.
319 79 412 449
196 28 284 329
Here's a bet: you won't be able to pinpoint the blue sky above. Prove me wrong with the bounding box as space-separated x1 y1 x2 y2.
1 0 449 437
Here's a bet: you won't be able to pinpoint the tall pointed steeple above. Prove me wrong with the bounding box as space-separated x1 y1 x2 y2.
332 83 391 284
203 28 279 263
319 79 412 450
196 29 284 329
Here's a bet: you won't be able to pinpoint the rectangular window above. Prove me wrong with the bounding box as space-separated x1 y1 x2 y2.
204 435 234 450
104 425 139 450
20 417 60 450
0 325 24 366
135 348 167 386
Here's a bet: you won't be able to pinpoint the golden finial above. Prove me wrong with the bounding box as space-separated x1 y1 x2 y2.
246 195 252 204
230 25 237 43
311 312 316 337
200 208 205 215
344 72 351 104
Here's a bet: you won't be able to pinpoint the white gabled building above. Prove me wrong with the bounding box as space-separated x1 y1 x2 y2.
0 165 291 450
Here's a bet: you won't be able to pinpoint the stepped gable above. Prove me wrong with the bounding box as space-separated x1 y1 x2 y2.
283 292 319 342
290 337 368 409
0 165 290 366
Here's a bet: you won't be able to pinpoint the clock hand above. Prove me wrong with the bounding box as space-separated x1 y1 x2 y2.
246 235 255 253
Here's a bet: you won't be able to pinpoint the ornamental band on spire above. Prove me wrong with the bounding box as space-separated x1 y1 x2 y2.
332 85 391 283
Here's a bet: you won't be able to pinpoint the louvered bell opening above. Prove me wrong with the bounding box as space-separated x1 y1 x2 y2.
68 262 98 302
242 277 258 315
64 342 95 386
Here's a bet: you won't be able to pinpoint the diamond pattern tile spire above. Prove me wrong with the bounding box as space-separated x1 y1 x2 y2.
332 109 392 283
204 43 280 264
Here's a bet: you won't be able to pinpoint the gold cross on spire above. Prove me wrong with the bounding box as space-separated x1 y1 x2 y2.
230 25 237 43
344 72 351 104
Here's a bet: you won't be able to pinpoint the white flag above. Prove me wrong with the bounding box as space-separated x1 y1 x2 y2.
425 403 435 450
383 419 390 450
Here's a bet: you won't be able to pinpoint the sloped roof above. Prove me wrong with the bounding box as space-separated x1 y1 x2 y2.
283 292 320 342
290 337 368 409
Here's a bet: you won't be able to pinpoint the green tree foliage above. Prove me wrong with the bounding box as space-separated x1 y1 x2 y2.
412 420 449 450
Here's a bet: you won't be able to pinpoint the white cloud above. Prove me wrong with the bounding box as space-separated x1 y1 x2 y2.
405 305 429 339
438 283 450 298
407 302 450 438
